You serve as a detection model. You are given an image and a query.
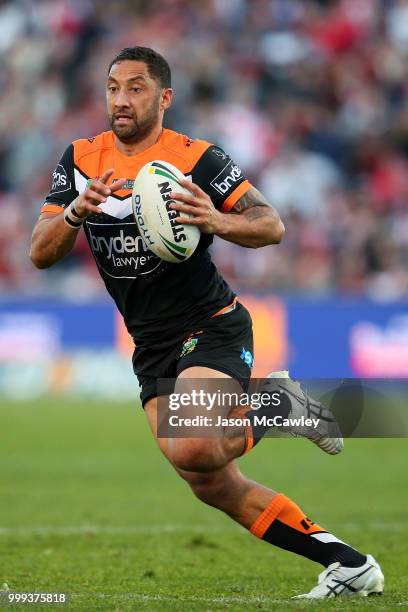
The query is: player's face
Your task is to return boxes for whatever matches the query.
[106,60,172,143]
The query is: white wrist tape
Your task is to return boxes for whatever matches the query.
[63,203,85,229]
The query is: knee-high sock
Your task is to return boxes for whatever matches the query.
[250,494,366,568]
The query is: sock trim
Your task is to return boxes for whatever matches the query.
[250,493,288,539]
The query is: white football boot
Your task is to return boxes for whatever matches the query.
[294,554,384,598]
[264,371,344,455]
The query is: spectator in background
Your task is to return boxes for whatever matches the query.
[1,0,407,300]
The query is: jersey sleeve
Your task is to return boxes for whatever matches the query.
[41,144,78,214]
[190,145,251,212]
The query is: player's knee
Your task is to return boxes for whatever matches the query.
[170,439,225,473]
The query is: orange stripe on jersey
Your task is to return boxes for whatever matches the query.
[71,129,252,214]
[221,180,251,213]
[72,129,212,197]
[211,297,237,317]
[250,494,289,539]
[41,204,63,214]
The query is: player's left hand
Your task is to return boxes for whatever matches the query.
[170,179,223,234]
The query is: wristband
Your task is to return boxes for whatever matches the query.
[63,203,85,229]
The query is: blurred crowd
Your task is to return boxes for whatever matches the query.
[1,0,408,300]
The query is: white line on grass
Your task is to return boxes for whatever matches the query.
[73,593,287,606]
[0,524,241,537]
[128,594,286,605]
[0,521,405,537]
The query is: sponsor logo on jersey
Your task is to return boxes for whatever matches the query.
[85,178,134,191]
[51,163,71,194]
[89,227,152,258]
[87,222,162,279]
[210,161,242,195]
[86,178,134,191]
[240,347,254,368]
[211,147,227,160]
[113,178,134,190]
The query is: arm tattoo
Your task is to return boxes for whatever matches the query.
[244,206,270,221]
[230,187,273,221]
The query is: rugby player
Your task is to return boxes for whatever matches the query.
[30,47,383,598]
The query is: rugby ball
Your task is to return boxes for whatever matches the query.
[132,160,200,263]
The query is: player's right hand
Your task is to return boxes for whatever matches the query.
[73,168,126,217]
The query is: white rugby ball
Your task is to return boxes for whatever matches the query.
[132,160,200,263]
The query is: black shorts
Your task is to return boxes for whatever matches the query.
[133,302,254,407]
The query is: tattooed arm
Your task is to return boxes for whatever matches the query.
[171,181,285,249]
[216,186,285,248]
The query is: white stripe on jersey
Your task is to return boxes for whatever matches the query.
[74,168,133,219]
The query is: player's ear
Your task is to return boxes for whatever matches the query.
[160,88,173,111]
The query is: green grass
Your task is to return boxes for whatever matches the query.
[0,398,407,610]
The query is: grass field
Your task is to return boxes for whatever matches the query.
[1,398,407,611]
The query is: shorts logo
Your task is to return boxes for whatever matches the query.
[180,331,203,357]
[210,161,243,195]
[51,164,71,194]
[180,337,198,357]
[240,347,254,368]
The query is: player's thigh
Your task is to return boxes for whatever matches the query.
[144,385,232,471]
[144,396,170,458]
[170,366,244,468]
[176,365,246,421]
[144,395,213,463]
[144,367,233,433]
[144,396,245,494]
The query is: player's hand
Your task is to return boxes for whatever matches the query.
[170,179,224,234]
[73,169,126,217]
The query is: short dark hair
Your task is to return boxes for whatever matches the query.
[108,46,171,88]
